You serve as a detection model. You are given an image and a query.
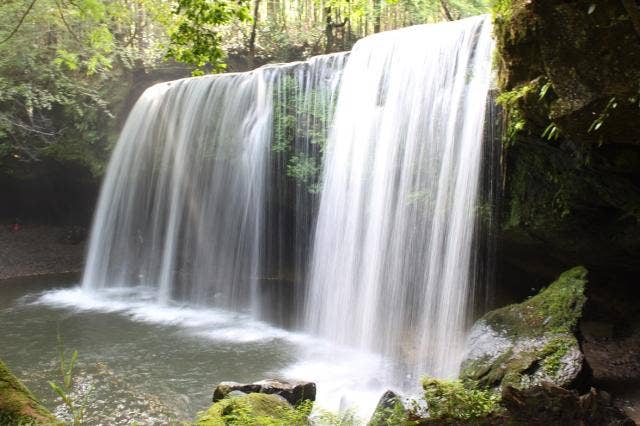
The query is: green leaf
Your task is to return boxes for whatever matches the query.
[539,82,552,101]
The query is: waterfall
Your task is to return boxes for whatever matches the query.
[81,14,494,391]
[304,15,494,379]
[81,54,347,320]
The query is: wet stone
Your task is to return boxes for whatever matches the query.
[212,379,316,406]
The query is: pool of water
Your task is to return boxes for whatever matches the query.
[0,275,403,424]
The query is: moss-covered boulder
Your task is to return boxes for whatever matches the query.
[368,379,504,425]
[195,392,310,425]
[212,379,316,406]
[369,390,414,426]
[0,359,60,425]
[460,267,590,390]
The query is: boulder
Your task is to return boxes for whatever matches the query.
[369,381,501,425]
[501,382,635,425]
[0,359,61,425]
[460,266,590,390]
[212,379,316,406]
[369,390,407,425]
[196,392,308,425]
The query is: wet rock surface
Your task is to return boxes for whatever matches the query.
[501,382,635,425]
[212,379,316,406]
[461,267,590,390]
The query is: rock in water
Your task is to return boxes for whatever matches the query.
[460,266,590,390]
[212,379,316,406]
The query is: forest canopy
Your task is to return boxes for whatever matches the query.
[0,0,490,178]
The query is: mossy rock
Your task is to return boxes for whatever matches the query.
[460,267,590,391]
[493,0,640,145]
[420,379,502,424]
[195,392,310,425]
[494,0,640,271]
[0,359,60,425]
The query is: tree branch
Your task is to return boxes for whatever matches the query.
[0,0,39,45]
[55,0,81,43]
[439,0,454,21]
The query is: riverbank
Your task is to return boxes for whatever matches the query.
[0,223,86,281]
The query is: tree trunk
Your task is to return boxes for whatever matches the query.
[325,6,333,52]
[249,0,261,61]
[373,0,381,33]
[439,0,454,21]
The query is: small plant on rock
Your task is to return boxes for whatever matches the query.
[422,378,500,421]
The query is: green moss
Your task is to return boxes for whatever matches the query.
[492,0,640,143]
[540,336,575,377]
[195,393,311,425]
[0,360,60,425]
[492,0,514,21]
[421,378,501,422]
[484,266,587,339]
[496,83,534,145]
[460,268,588,391]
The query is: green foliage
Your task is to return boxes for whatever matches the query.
[0,0,177,177]
[538,82,552,101]
[314,407,363,425]
[0,0,493,184]
[422,378,500,421]
[540,336,574,376]
[496,83,533,145]
[484,266,587,338]
[588,96,618,138]
[492,0,514,21]
[196,393,312,425]
[166,0,252,75]
[272,74,335,192]
[287,154,320,188]
[369,401,415,425]
[48,331,92,426]
[541,122,560,141]
[219,0,490,62]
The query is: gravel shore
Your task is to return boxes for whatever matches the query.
[0,223,86,280]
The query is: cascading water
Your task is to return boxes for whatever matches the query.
[81,54,347,319]
[77,14,495,416]
[304,15,494,380]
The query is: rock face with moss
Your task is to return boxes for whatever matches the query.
[495,0,640,143]
[196,392,310,425]
[460,267,590,390]
[494,0,640,288]
[212,379,316,406]
[0,359,60,425]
